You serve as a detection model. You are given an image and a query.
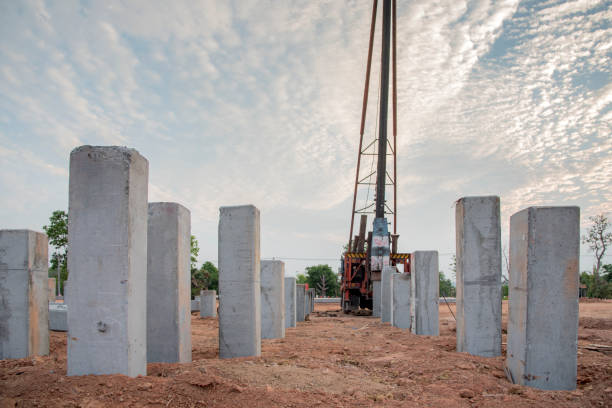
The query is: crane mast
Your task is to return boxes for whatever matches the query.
[341,0,409,314]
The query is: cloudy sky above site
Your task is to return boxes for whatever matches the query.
[1,0,611,279]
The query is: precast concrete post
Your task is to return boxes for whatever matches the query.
[296,284,306,322]
[191,296,200,312]
[308,288,315,314]
[48,278,56,302]
[261,260,285,339]
[410,251,439,336]
[506,206,580,391]
[372,281,381,317]
[284,277,296,328]
[66,146,148,377]
[218,205,261,358]
[455,196,502,357]
[0,230,49,359]
[200,290,217,318]
[147,202,191,364]
[392,273,411,329]
[381,266,394,323]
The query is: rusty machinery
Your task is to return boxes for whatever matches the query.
[340,0,411,313]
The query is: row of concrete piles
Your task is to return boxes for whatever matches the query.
[0,147,580,390]
[0,145,314,374]
[376,196,580,391]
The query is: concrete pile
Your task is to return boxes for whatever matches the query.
[284,277,296,328]
[261,260,285,339]
[455,196,502,357]
[147,202,191,364]
[218,205,261,358]
[0,230,49,359]
[200,290,216,318]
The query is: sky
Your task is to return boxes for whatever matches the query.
[1,0,611,280]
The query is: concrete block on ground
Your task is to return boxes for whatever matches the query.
[0,230,49,359]
[49,303,68,332]
[48,278,56,302]
[455,196,502,357]
[381,266,394,323]
[506,206,580,390]
[372,280,381,317]
[410,251,439,336]
[284,277,296,328]
[296,284,306,322]
[191,297,200,312]
[200,290,216,318]
[218,205,261,358]
[261,260,285,339]
[392,273,411,329]
[66,146,148,377]
[147,202,191,364]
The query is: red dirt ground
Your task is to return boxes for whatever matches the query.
[1,300,611,407]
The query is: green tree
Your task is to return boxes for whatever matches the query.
[296,273,308,284]
[43,210,68,295]
[439,271,455,297]
[190,235,202,297]
[582,214,612,297]
[305,264,339,297]
[200,261,218,292]
[602,264,612,283]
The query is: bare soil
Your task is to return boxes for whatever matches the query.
[1,300,611,407]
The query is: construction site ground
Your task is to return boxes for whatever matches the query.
[1,299,611,407]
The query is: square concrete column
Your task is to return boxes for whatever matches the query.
[372,280,381,317]
[66,146,148,377]
[218,205,261,358]
[284,277,296,328]
[296,284,306,322]
[49,303,68,332]
[48,278,56,302]
[0,230,49,359]
[392,273,411,329]
[455,196,502,357]
[410,251,439,336]
[191,296,200,312]
[261,260,285,339]
[308,288,315,314]
[200,290,217,318]
[381,266,394,323]
[147,202,191,364]
[506,206,580,390]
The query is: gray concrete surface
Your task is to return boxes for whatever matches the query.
[506,206,580,391]
[66,146,148,377]
[200,290,216,318]
[381,266,394,323]
[372,280,381,317]
[314,298,340,303]
[296,284,306,322]
[410,251,439,336]
[260,260,285,339]
[218,205,261,358]
[0,230,49,359]
[455,196,502,357]
[48,278,56,303]
[284,277,296,328]
[49,303,68,332]
[147,202,191,364]
[191,297,200,312]
[308,288,315,314]
[392,273,411,330]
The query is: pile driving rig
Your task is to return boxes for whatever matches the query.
[340,0,411,313]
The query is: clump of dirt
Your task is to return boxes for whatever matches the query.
[1,301,611,407]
